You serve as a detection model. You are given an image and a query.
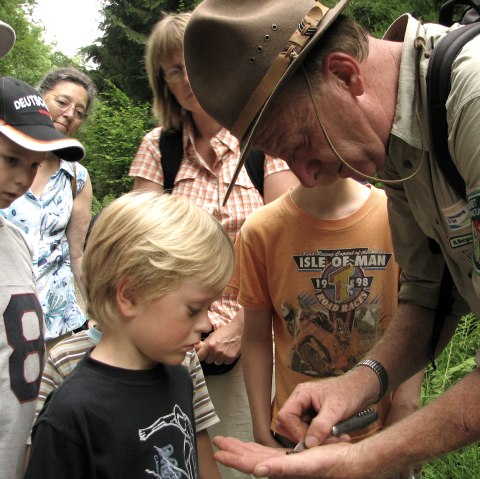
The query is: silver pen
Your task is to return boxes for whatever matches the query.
[290,408,378,453]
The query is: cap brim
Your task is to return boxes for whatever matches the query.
[0,20,15,58]
[0,123,85,161]
[223,0,349,205]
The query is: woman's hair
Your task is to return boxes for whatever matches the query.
[83,191,234,327]
[37,67,97,113]
[145,12,191,130]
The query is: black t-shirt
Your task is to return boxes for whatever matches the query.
[25,353,197,479]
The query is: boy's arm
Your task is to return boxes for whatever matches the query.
[27,350,65,442]
[242,307,278,447]
[384,370,424,428]
[24,350,66,466]
[384,369,425,478]
[197,429,222,479]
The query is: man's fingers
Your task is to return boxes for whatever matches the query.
[213,436,285,474]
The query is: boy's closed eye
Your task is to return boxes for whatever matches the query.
[188,306,201,316]
[188,302,214,317]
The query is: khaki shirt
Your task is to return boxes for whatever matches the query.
[381,15,480,361]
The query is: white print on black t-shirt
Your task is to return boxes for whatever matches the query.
[139,404,196,479]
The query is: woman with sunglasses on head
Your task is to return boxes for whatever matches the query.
[129,12,297,479]
[1,67,95,349]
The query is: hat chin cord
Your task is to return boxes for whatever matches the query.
[301,65,425,185]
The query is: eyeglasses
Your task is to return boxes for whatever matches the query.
[162,64,187,83]
[50,95,88,121]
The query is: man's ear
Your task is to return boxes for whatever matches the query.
[323,52,364,96]
[116,278,137,318]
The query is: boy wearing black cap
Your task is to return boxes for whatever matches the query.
[0,53,85,479]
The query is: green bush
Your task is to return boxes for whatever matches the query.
[76,81,155,205]
[421,313,480,477]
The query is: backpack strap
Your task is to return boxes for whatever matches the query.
[426,22,480,367]
[159,127,265,196]
[439,0,480,26]
[426,22,480,199]
[160,128,183,193]
[70,162,77,200]
[244,149,265,197]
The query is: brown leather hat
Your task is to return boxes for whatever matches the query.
[185,0,350,203]
[0,20,15,59]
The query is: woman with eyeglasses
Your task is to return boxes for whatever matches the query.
[129,13,297,479]
[1,67,95,348]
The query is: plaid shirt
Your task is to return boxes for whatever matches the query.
[129,122,290,327]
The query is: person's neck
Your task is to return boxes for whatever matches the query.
[191,109,222,140]
[359,37,403,146]
[190,110,223,167]
[29,154,61,196]
[91,331,156,370]
[290,179,371,220]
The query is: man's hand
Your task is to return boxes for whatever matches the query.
[276,369,378,448]
[213,435,366,479]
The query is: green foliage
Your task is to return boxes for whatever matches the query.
[421,313,480,477]
[0,0,53,84]
[75,81,155,204]
[347,0,439,38]
[85,0,197,103]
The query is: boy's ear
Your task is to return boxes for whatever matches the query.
[323,52,364,96]
[116,278,137,317]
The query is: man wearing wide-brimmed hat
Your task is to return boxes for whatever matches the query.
[184,0,480,477]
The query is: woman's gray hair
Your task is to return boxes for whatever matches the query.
[37,67,97,113]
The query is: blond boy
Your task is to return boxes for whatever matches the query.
[25,191,234,479]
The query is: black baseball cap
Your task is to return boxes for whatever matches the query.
[0,77,85,161]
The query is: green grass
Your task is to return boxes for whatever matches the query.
[421,313,480,478]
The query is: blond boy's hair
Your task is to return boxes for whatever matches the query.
[82,191,234,327]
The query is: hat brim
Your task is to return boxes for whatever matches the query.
[0,20,15,59]
[223,0,350,205]
[0,123,85,161]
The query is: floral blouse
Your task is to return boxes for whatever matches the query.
[1,160,88,340]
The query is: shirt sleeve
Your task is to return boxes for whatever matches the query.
[27,352,66,445]
[383,179,445,310]
[235,226,273,311]
[208,291,240,329]
[129,128,164,185]
[264,155,290,176]
[26,421,86,479]
[185,351,220,432]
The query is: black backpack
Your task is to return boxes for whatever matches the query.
[159,128,264,375]
[159,128,265,196]
[427,3,480,198]
[426,1,480,365]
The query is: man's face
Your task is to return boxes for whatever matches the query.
[255,76,387,186]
